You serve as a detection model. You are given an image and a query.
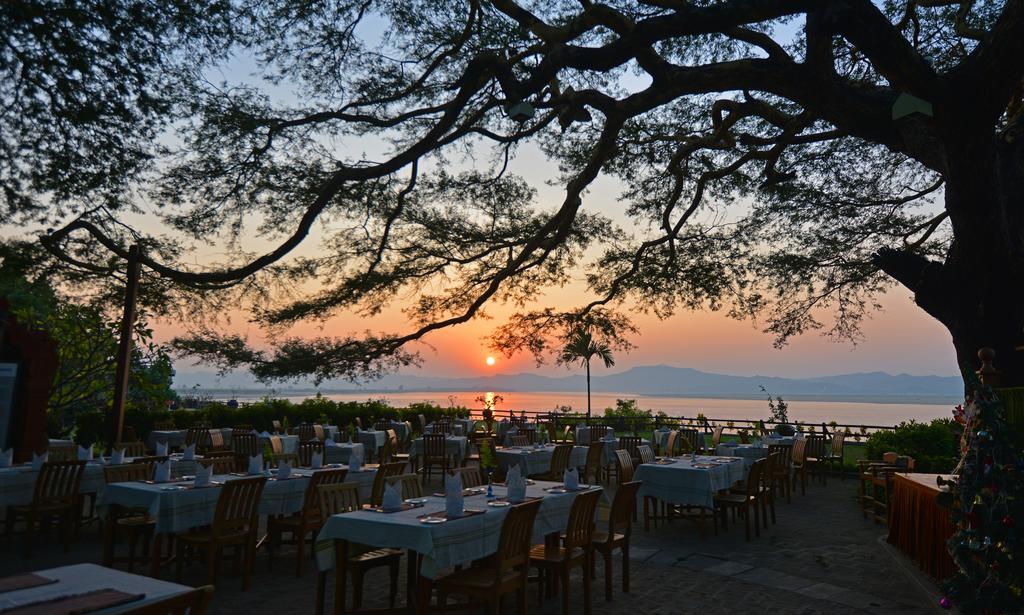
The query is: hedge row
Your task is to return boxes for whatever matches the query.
[863,418,960,473]
[68,396,471,444]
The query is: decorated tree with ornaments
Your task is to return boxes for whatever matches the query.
[939,371,1023,613]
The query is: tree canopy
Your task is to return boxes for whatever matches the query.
[5,0,1024,382]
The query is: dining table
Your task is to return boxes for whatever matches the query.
[314,479,603,615]
[494,444,588,477]
[0,461,106,507]
[0,563,197,613]
[409,435,468,466]
[634,454,746,530]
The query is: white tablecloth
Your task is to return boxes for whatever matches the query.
[0,564,192,613]
[145,428,233,450]
[409,436,467,465]
[635,455,746,508]
[494,445,588,477]
[357,430,388,452]
[315,480,602,578]
[324,443,365,465]
[497,421,537,441]
[716,443,768,470]
[97,467,376,534]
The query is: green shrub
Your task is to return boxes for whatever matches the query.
[603,399,653,433]
[863,418,960,473]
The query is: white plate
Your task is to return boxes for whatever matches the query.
[547,488,567,494]
[405,498,427,505]
[487,501,511,507]
[419,517,446,524]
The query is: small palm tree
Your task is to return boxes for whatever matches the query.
[560,329,615,421]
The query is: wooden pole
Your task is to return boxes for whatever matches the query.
[109,244,141,445]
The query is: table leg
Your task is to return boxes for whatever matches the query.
[315,571,326,615]
[406,550,418,608]
[414,571,432,615]
[333,539,348,615]
[149,533,163,578]
[102,505,117,567]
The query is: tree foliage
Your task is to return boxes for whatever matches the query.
[4,0,1023,382]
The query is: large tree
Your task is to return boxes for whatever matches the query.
[6,0,1024,384]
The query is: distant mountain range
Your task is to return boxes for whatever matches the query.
[174,364,963,404]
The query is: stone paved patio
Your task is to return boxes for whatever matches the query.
[1,475,945,614]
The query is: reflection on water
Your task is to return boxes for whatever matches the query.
[213,389,954,427]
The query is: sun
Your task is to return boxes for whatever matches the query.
[485,356,496,366]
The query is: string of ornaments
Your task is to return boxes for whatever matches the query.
[938,372,1022,613]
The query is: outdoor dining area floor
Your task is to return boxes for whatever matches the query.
[0,477,940,615]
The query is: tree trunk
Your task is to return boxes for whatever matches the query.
[878,129,1024,387]
[586,360,592,422]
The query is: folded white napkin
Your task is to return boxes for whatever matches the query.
[348,447,363,471]
[193,463,213,487]
[110,448,126,465]
[154,460,172,483]
[182,444,196,460]
[248,454,263,475]
[325,438,338,447]
[156,442,168,456]
[77,445,93,461]
[564,467,579,490]
[277,460,292,479]
[445,472,464,517]
[382,482,403,511]
[506,464,526,503]
[310,450,323,470]
[0,448,12,468]
[31,452,48,471]
[260,431,271,438]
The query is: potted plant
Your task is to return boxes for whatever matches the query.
[761,386,795,436]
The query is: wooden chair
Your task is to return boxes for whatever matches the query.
[636,444,655,465]
[678,428,701,453]
[233,424,254,433]
[583,442,604,485]
[385,473,424,499]
[459,466,484,488]
[184,427,210,451]
[418,414,428,436]
[607,438,639,483]
[420,434,450,483]
[200,456,236,475]
[175,476,267,589]
[271,453,300,469]
[591,481,641,601]
[317,482,402,611]
[47,444,76,461]
[766,444,792,504]
[272,420,282,433]
[374,419,391,432]
[114,441,146,458]
[5,460,86,557]
[298,441,323,467]
[661,430,678,457]
[589,425,610,441]
[192,421,213,428]
[102,463,155,572]
[297,424,316,443]
[613,449,634,485]
[153,420,176,430]
[791,437,809,495]
[509,435,530,447]
[546,444,574,480]
[232,432,261,461]
[132,585,214,615]
[377,437,395,465]
[804,434,829,485]
[530,489,601,615]
[387,429,411,467]
[370,462,408,507]
[761,452,781,525]
[826,431,846,478]
[714,458,764,541]
[314,424,327,442]
[437,499,543,614]
[739,430,751,444]
[205,430,227,453]
[553,424,574,445]
[710,425,724,449]
[267,468,348,576]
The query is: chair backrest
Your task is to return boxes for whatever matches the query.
[34,460,87,503]
[584,442,604,474]
[132,585,214,615]
[618,436,641,459]
[378,438,395,465]
[739,430,751,444]
[371,462,408,506]
[590,425,610,440]
[510,416,527,427]
[153,420,176,430]
[201,456,236,475]
[418,414,427,434]
[114,441,146,458]
[679,428,701,453]
[806,434,828,458]
[47,444,76,462]
[562,425,573,441]
[831,431,846,456]
[509,435,529,447]
[435,419,452,435]
[637,444,655,465]
[493,499,543,580]
[297,424,316,442]
[185,427,210,448]
[767,444,792,473]
[192,421,212,428]
[459,466,484,488]
[298,442,323,467]
[549,444,574,477]
[746,459,766,497]
[608,481,641,536]
[233,432,261,459]
[211,476,267,537]
[206,430,226,451]
[614,449,634,484]
[791,437,807,463]
[300,468,348,521]
[272,420,282,432]
[386,473,423,499]
[422,433,447,458]
[124,426,138,443]
[318,482,362,518]
[374,419,391,432]
[711,425,724,449]
[563,489,602,550]
[271,453,300,469]
[524,428,537,444]
[544,422,557,443]
[233,424,254,433]
[314,424,326,442]
[663,431,678,457]
[269,435,284,456]
[103,463,152,484]
[765,451,786,487]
